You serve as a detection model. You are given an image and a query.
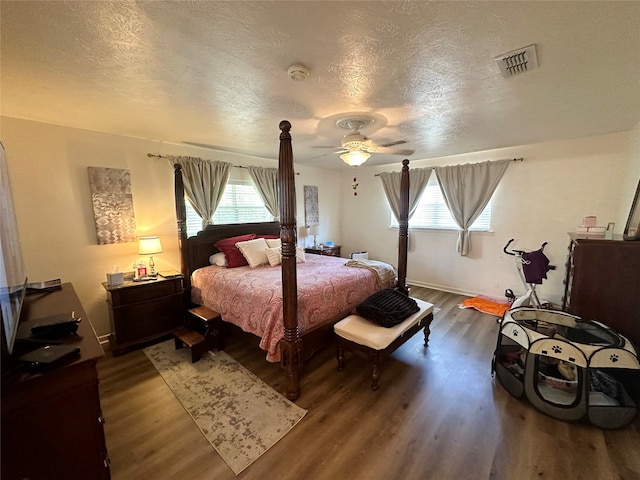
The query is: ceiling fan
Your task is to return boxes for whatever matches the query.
[316,117,413,166]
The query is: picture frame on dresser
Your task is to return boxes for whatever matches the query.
[623,179,640,240]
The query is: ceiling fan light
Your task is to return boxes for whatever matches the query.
[340,150,370,166]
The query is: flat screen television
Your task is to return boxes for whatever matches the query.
[0,142,27,358]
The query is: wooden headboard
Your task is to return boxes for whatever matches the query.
[180,221,280,289]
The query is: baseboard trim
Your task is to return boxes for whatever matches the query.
[407,279,476,298]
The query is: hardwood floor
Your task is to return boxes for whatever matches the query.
[97,287,640,480]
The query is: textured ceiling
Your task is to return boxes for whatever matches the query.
[2,1,639,168]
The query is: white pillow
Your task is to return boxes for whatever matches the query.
[265,246,306,266]
[266,238,281,248]
[209,252,227,267]
[265,247,282,266]
[236,237,270,268]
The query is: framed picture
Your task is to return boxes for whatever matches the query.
[304,185,319,226]
[623,179,640,240]
[88,167,138,245]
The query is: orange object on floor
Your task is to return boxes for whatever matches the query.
[460,296,511,317]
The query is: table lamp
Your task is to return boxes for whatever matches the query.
[307,225,319,248]
[138,236,163,277]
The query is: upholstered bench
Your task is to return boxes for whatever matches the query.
[335,298,434,390]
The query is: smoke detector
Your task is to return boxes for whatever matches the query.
[495,44,538,78]
[287,64,310,81]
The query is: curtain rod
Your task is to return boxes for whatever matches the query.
[147,153,299,174]
[373,157,524,176]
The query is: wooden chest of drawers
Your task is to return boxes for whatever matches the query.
[562,234,640,347]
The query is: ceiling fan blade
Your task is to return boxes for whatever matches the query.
[373,146,414,155]
[392,149,415,156]
[309,148,347,160]
[182,141,227,150]
[380,139,408,147]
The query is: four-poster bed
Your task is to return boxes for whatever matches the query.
[173,120,413,400]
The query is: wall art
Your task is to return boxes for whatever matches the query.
[88,167,137,245]
[304,185,319,226]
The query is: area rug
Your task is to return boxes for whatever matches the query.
[143,340,307,475]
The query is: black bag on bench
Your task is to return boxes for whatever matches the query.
[356,289,420,328]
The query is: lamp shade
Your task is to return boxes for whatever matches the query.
[340,149,370,167]
[307,225,319,235]
[138,236,163,255]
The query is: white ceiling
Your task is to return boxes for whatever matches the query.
[2,1,639,169]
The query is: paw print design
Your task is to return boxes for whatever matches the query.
[552,345,562,354]
[511,329,519,337]
[610,354,619,363]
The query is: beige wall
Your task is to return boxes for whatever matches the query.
[339,125,639,305]
[0,116,342,339]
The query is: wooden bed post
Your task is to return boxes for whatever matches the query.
[174,164,191,293]
[396,159,410,295]
[278,120,303,401]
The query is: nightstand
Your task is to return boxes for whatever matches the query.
[102,275,184,355]
[305,245,341,257]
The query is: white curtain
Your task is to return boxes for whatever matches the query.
[169,156,232,229]
[379,167,431,222]
[434,159,510,256]
[247,166,279,220]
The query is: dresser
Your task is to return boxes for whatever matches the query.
[305,245,341,257]
[562,234,640,347]
[1,283,110,479]
[103,275,184,355]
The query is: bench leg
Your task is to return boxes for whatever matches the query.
[370,351,383,391]
[423,314,434,346]
[174,337,184,350]
[423,324,430,347]
[337,342,345,371]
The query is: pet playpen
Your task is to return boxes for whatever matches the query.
[493,307,640,429]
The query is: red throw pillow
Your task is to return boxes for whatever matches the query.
[214,234,256,268]
[255,234,280,240]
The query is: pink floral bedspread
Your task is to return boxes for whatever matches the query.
[191,254,395,362]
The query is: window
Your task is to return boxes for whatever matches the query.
[391,172,492,231]
[185,180,273,237]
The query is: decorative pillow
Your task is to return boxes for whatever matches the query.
[236,237,270,268]
[264,246,306,266]
[214,234,256,268]
[266,238,281,248]
[265,247,282,266]
[355,288,420,328]
[209,252,227,267]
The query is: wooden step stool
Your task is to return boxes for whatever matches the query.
[334,298,434,390]
[173,306,221,362]
[173,327,207,363]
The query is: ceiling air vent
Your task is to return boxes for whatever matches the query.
[495,44,538,78]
